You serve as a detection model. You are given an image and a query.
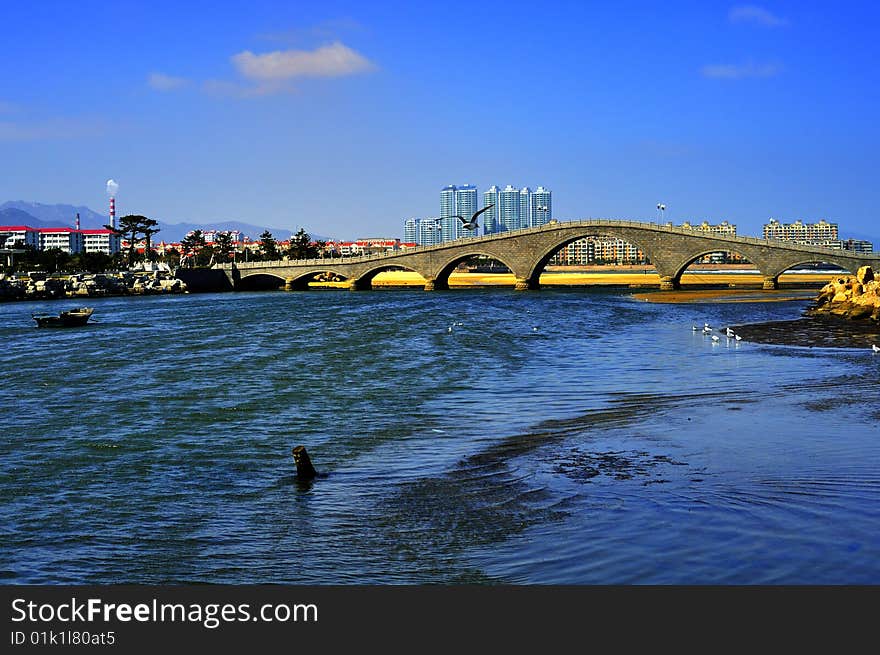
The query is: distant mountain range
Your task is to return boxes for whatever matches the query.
[0,201,323,243]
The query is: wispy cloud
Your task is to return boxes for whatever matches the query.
[150,41,375,99]
[148,72,189,91]
[232,42,376,82]
[0,117,109,142]
[729,5,788,27]
[700,61,783,79]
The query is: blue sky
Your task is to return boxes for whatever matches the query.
[1,0,877,241]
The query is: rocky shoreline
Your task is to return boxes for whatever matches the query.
[0,271,187,301]
[731,266,880,349]
[805,266,880,322]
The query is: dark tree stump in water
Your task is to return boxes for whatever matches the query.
[292,446,318,480]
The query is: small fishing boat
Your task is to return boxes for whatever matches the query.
[32,307,94,327]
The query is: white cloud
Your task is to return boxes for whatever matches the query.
[729,5,788,27]
[148,72,189,91]
[231,42,376,81]
[700,61,783,79]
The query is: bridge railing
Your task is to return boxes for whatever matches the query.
[216,219,876,270]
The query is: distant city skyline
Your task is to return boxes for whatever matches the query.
[1,2,878,242]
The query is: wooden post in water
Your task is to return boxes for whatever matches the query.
[292,445,318,480]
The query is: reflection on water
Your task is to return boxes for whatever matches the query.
[1,288,878,584]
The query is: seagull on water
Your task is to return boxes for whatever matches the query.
[453,204,494,232]
[735,334,743,341]
[873,344,880,353]
[703,325,712,334]
[711,335,720,343]
[692,325,699,331]
[726,327,736,337]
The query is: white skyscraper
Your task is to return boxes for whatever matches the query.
[440,184,460,242]
[417,218,442,246]
[519,187,531,230]
[531,186,552,226]
[483,186,500,235]
[456,184,479,238]
[499,185,521,232]
[404,218,417,243]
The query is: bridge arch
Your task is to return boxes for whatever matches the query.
[528,229,660,285]
[236,271,288,290]
[432,251,519,290]
[349,264,424,290]
[768,255,858,277]
[668,248,759,288]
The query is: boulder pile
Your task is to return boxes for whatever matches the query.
[0,272,188,301]
[807,266,880,321]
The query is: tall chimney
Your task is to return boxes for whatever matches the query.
[109,197,116,229]
[75,212,81,231]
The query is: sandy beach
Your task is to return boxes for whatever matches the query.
[309,268,836,301]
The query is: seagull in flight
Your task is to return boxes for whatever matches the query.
[454,205,494,232]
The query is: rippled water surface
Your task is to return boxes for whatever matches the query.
[1,288,878,584]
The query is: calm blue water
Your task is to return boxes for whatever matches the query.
[1,288,878,584]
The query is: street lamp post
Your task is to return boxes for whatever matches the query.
[656,203,667,223]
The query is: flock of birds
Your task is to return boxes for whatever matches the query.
[695,322,880,353]
[693,322,742,345]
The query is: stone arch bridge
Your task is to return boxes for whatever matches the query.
[215,219,878,291]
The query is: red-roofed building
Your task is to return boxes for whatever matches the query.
[79,229,121,254]
[0,225,120,254]
[0,226,40,249]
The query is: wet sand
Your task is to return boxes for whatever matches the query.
[730,315,880,350]
[311,270,836,290]
[631,289,821,304]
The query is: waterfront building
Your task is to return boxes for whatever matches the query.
[552,238,595,265]
[0,224,120,255]
[203,229,242,244]
[531,186,552,227]
[482,185,552,233]
[843,238,874,254]
[437,183,481,242]
[0,226,40,249]
[439,185,459,243]
[456,184,479,239]
[404,218,417,244]
[674,220,741,263]
[80,229,121,254]
[36,227,83,253]
[678,220,737,237]
[482,186,500,235]
[355,238,401,255]
[763,218,838,242]
[550,236,646,265]
[417,217,442,246]
[498,185,521,233]
[519,187,531,231]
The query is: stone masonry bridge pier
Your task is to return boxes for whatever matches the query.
[215,220,880,292]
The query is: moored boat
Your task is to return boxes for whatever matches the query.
[32,307,94,327]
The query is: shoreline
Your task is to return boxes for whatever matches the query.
[1,269,836,303]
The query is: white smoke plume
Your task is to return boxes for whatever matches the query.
[106,179,119,197]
